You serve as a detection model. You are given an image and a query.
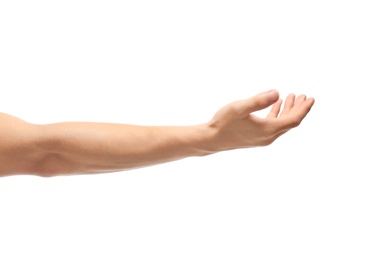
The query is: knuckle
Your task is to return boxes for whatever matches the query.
[228,101,246,116]
[229,101,241,114]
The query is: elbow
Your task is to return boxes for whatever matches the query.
[32,152,86,177]
[0,152,63,178]
[32,125,86,177]
[32,153,65,177]
[0,115,82,178]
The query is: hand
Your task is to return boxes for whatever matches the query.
[206,89,315,151]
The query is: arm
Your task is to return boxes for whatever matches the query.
[0,90,314,177]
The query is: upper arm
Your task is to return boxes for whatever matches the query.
[0,112,46,177]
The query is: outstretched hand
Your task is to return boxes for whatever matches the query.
[206,89,315,151]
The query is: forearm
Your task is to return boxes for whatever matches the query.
[35,122,215,176]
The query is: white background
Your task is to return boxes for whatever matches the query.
[1,1,389,259]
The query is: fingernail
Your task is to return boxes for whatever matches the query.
[267,90,279,102]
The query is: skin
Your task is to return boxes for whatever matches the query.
[0,89,314,177]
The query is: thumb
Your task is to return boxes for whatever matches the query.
[238,89,280,115]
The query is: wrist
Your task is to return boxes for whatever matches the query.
[187,123,218,156]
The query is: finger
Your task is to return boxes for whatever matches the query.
[267,98,283,118]
[300,97,315,114]
[294,94,307,107]
[280,94,295,116]
[301,97,315,114]
[276,97,315,131]
[236,89,280,116]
